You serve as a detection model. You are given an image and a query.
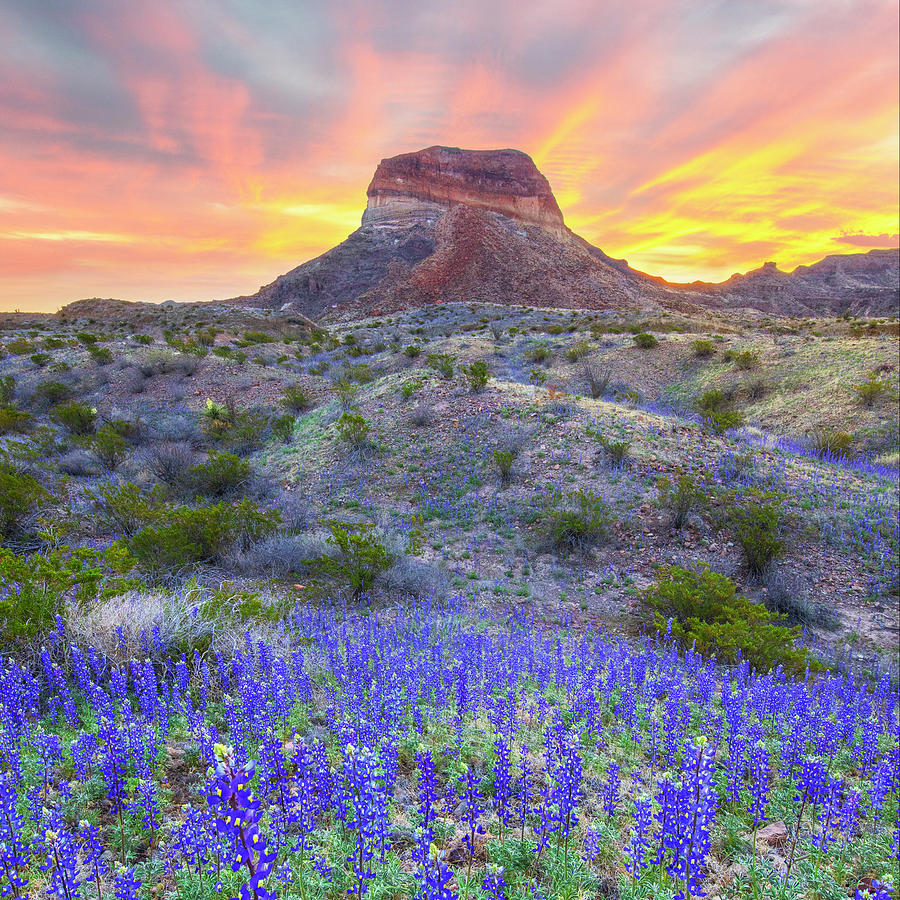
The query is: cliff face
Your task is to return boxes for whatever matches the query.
[230,146,899,320]
[362,146,566,233]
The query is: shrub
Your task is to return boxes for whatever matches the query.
[334,379,358,408]
[582,363,611,399]
[33,380,72,406]
[336,411,371,448]
[427,353,455,379]
[404,344,421,358]
[730,496,784,578]
[733,350,759,371]
[30,352,51,367]
[641,565,810,674]
[126,500,280,571]
[190,451,251,498]
[146,441,195,493]
[0,376,14,404]
[656,474,702,530]
[633,332,658,349]
[88,482,166,537]
[89,345,113,364]
[399,379,422,401]
[565,339,592,362]
[851,373,889,408]
[526,342,552,364]
[51,401,96,435]
[271,414,294,443]
[91,424,127,470]
[58,449,101,477]
[0,464,49,538]
[200,397,233,435]
[280,384,315,413]
[744,377,770,401]
[307,522,395,599]
[692,339,716,358]
[695,389,743,434]
[593,432,629,466]
[0,405,31,435]
[543,489,611,555]
[530,367,547,386]
[465,360,490,392]
[493,449,515,486]
[409,404,432,427]
[762,567,839,630]
[811,426,853,457]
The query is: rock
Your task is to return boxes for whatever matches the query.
[756,820,789,846]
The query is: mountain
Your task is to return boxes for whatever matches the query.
[229,146,899,319]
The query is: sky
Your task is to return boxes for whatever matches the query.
[1,0,898,312]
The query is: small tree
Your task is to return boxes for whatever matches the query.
[336,411,370,449]
[311,522,395,599]
[851,373,888,408]
[493,450,514,486]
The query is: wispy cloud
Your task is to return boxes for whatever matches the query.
[0,0,897,309]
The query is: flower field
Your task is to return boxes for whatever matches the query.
[1,598,896,900]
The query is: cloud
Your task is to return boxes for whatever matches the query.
[833,232,899,248]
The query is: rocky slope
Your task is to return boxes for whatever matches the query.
[230,146,899,320]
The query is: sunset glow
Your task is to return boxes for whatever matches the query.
[1,0,897,311]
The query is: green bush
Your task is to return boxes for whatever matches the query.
[465,360,490,392]
[641,564,810,674]
[280,384,315,413]
[592,431,629,465]
[0,405,31,435]
[271,414,294,442]
[30,352,51,367]
[0,376,14,404]
[34,381,72,406]
[0,464,50,538]
[851,373,888,408]
[308,522,395,599]
[126,500,280,571]
[691,339,716,358]
[427,353,456,379]
[730,494,784,578]
[336,411,371,449]
[91,424,127,470]
[632,332,658,349]
[88,482,165,537]
[334,379,358,408]
[732,350,759,371]
[526,343,552,364]
[530,367,547,386]
[657,474,702,530]
[190,451,251,498]
[399,379,422,402]
[543,489,611,555]
[404,344,421,358]
[565,339,593,362]
[695,389,744,434]
[89,345,114,364]
[811,426,853,457]
[51,401,96,435]
[493,450,515,486]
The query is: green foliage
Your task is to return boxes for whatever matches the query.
[641,564,811,674]
[493,449,515,486]
[812,426,853,457]
[0,405,31,435]
[34,380,72,406]
[343,363,375,384]
[126,500,280,571]
[632,332,658,349]
[404,344,421,358]
[529,367,547,386]
[0,464,50,538]
[271,414,295,442]
[75,331,99,345]
[399,379,422,401]
[696,388,744,434]
[280,384,315,413]
[732,350,759,370]
[591,430,629,465]
[87,482,166,537]
[851,373,889,408]
[543,489,611,555]
[91,424,127,470]
[200,397,233,435]
[657,474,702,529]
[241,330,276,344]
[30,352,51,367]
[309,522,395,599]
[526,342,552,364]
[565,339,592,362]
[189,451,251,498]
[464,359,490,392]
[729,494,784,578]
[88,345,114,364]
[5,338,35,355]
[0,376,14,404]
[427,353,456,379]
[336,411,371,449]
[0,544,137,646]
[51,401,96,435]
[691,339,716,358]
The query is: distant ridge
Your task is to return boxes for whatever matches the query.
[223,145,900,320]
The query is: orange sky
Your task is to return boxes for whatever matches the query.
[1,0,898,311]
